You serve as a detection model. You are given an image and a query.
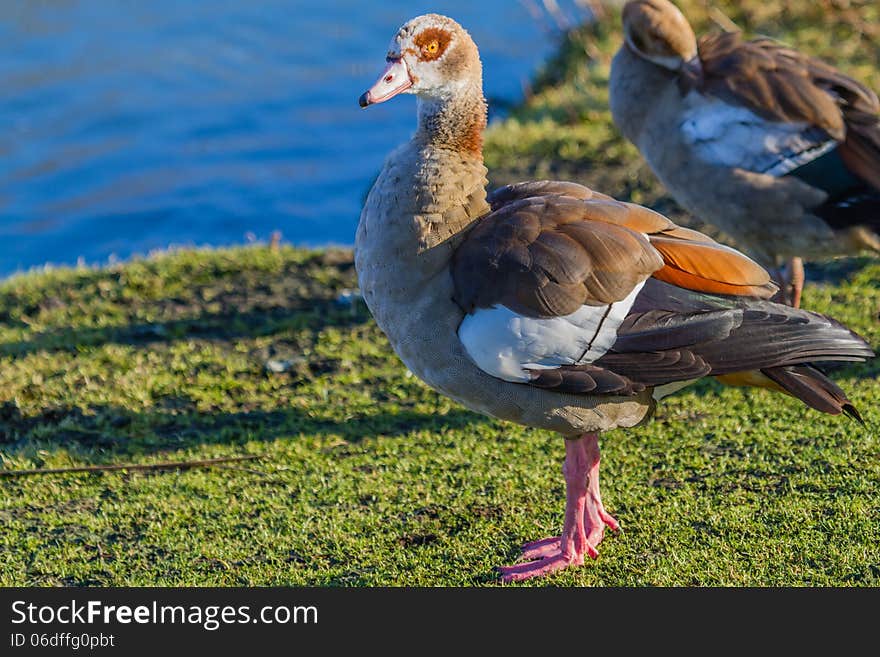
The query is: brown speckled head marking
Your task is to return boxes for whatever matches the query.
[413,27,452,62]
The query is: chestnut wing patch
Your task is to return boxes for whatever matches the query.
[648,235,777,298]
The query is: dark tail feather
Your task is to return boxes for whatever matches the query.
[762,365,864,424]
[813,189,880,239]
[791,140,880,244]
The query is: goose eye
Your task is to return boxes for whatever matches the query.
[424,40,439,55]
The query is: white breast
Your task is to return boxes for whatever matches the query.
[457,280,646,383]
[679,94,836,177]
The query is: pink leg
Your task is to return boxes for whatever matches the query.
[498,433,619,583]
[772,257,804,308]
[788,257,804,309]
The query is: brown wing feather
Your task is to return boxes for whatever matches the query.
[453,190,665,318]
[454,184,873,411]
[526,364,644,395]
[573,199,673,234]
[695,31,880,189]
[454,181,780,318]
[696,33,852,138]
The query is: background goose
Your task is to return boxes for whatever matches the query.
[356,13,873,582]
[609,0,880,308]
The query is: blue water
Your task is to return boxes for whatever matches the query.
[0,0,565,277]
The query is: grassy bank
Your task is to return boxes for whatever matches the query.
[1,245,878,586]
[2,1,880,585]
[484,0,880,233]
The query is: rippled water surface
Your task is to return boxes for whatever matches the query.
[0,0,558,276]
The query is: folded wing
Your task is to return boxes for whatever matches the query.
[452,181,873,414]
[689,31,880,197]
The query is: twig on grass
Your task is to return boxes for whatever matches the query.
[0,455,261,478]
[213,464,284,482]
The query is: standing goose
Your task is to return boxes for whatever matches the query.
[356,13,873,582]
[609,0,880,308]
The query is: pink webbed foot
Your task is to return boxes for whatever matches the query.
[499,433,619,583]
[517,504,619,562]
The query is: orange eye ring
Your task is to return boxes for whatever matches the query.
[425,40,439,55]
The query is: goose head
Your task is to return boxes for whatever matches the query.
[359,14,482,108]
[622,0,698,72]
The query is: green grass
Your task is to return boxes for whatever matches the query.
[2,1,880,585]
[1,246,878,586]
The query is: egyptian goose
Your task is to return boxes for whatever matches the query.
[609,0,880,308]
[356,13,873,582]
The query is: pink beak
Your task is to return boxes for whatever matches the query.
[359,58,412,107]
